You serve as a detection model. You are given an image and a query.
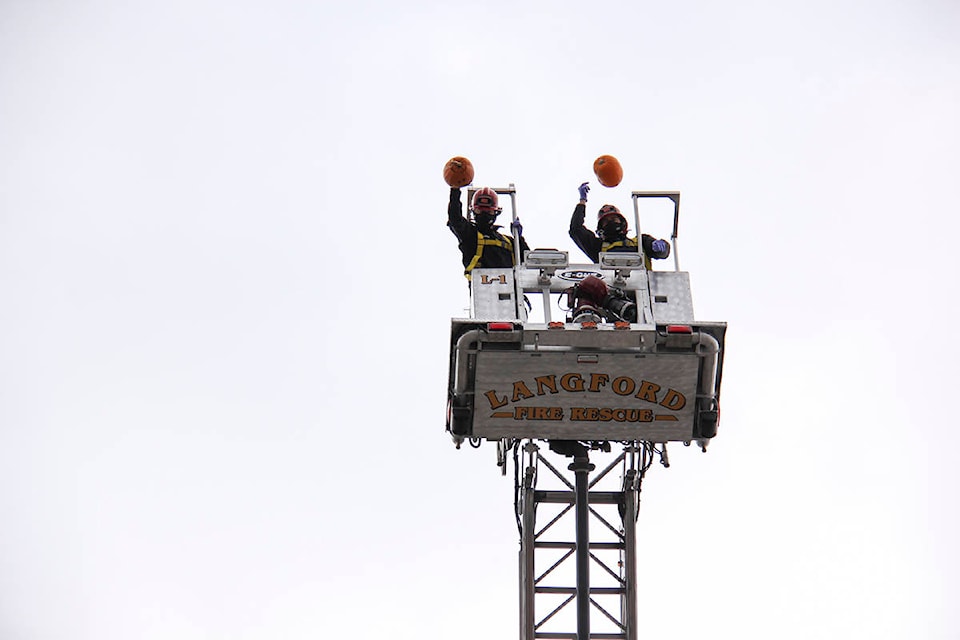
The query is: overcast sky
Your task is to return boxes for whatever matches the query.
[2,1,959,638]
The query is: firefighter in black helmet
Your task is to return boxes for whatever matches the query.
[568,182,670,269]
[448,186,529,281]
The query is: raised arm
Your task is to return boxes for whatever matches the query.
[568,183,601,262]
[447,187,470,240]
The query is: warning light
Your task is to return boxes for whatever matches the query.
[666,325,692,334]
[487,322,515,332]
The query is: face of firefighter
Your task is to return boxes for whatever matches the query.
[598,215,627,241]
[474,210,498,231]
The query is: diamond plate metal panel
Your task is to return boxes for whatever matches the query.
[470,268,518,320]
[649,271,695,324]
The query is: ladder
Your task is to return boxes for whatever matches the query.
[517,441,665,640]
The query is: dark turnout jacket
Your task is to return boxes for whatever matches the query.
[447,187,529,280]
[568,203,670,268]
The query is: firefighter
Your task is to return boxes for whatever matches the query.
[448,186,529,281]
[568,182,670,269]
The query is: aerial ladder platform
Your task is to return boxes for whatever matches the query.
[445,185,727,640]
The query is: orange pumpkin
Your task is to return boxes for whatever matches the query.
[443,156,475,187]
[593,155,623,187]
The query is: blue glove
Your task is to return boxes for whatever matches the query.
[511,218,523,236]
[651,239,668,255]
[578,182,590,201]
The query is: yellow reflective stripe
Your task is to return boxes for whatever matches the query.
[601,237,638,252]
[480,235,513,250]
[464,240,484,277]
[464,232,514,278]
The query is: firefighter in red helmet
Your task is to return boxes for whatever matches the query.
[448,185,529,281]
[568,182,670,269]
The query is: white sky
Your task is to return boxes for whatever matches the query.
[1,1,958,638]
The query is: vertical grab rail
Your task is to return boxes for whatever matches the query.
[632,191,681,272]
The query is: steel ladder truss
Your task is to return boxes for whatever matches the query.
[517,441,659,640]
